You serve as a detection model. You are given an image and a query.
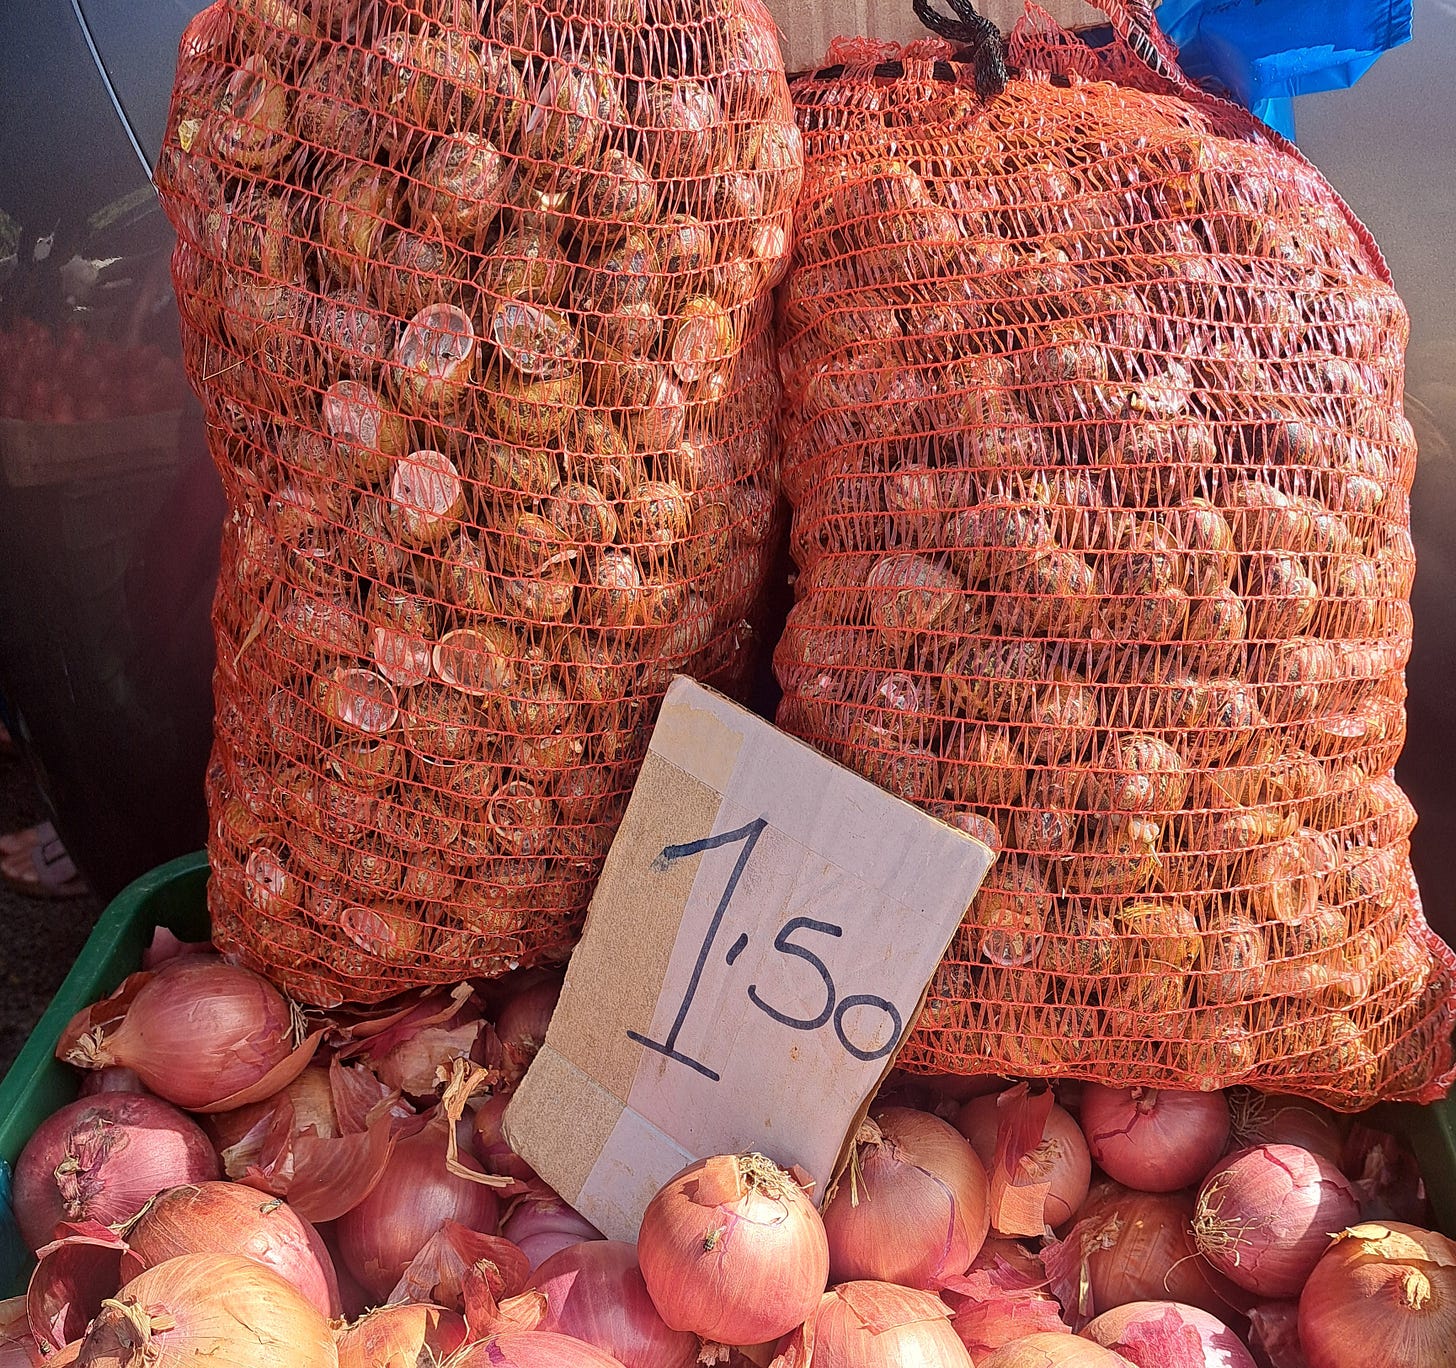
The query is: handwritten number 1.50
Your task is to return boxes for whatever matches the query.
[628,819,902,1079]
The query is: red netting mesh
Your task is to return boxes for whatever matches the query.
[155,0,800,1006]
[773,4,1456,1108]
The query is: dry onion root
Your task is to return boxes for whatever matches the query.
[155,0,801,1004]
[772,10,1448,1104]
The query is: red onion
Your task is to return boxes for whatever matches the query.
[821,1107,988,1288]
[26,1225,127,1354]
[474,1093,539,1182]
[62,956,316,1112]
[1194,1146,1361,1298]
[334,1107,500,1301]
[448,1329,625,1368]
[496,978,561,1088]
[781,1282,971,1368]
[78,1068,146,1097]
[1227,1094,1345,1168]
[0,1296,42,1367]
[208,1057,401,1222]
[121,1183,340,1317]
[1043,1186,1243,1326]
[975,1331,1136,1366]
[335,1304,468,1368]
[1298,1221,1456,1368]
[1081,1301,1256,1368]
[1080,1088,1231,1194]
[12,1094,219,1251]
[637,1153,828,1348]
[74,1253,335,1367]
[957,1086,1092,1234]
[1246,1302,1307,1368]
[528,1240,696,1368]
[503,1187,604,1270]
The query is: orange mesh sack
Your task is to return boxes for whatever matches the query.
[773,2,1456,1108]
[154,0,800,1005]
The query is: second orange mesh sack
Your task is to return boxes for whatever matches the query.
[155,0,801,1005]
[773,2,1456,1107]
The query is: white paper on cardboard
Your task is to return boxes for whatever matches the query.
[503,677,996,1242]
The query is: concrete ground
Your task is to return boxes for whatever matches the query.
[0,746,102,1077]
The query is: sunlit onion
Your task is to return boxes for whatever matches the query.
[122,1183,339,1317]
[975,1331,1136,1366]
[637,1153,828,1348]
[1079,1087,1230,1194]
[74,1253,334,1368]
[784,1282,971,1368]
[1299,1222,1456,1368]
[821,1107,988,1288]
[1194,1146,1360,1298]
[334,1304,467,1368]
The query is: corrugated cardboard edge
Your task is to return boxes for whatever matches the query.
[766,0,1110,72]
[504,678,997,1231]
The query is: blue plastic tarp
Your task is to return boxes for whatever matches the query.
[1156,0,1414,137]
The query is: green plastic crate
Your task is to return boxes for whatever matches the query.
[1,850,1453,1300]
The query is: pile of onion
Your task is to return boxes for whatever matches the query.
[1078,1087,1230,1194]
[1298,1221,1456,1368]
[637,1152,828,1348]
[12,1094,218,1250]
[820,1107,989,1288]
[1194,1145,1361,1298]
[62,956,315,1113]
[74,1253,335,1368]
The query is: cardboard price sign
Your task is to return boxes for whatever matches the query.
[504,678,996,1241]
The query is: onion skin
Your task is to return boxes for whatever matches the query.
[528,1240,696,1368]
[1081,1301,1257,1368]
[74,1253,335,1368]
[13,1095,219,1252]
[1194,1146,1361,1299]
[334,1111,500,1302]
[976,1330,1136,1366]
[821,1107,989,1289]
[122,1183,340,1318]
[449,1329,626,1368]
[1298,1221,1456,1368]
[27,1226,128,1355]
[638,1153,828,1347]
[1079,1088,1231,1194]
[957,1088,1092,1232]
[334,1304,466,1368]
[1227,1094,1346,1168]
[64,956,309,1112]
